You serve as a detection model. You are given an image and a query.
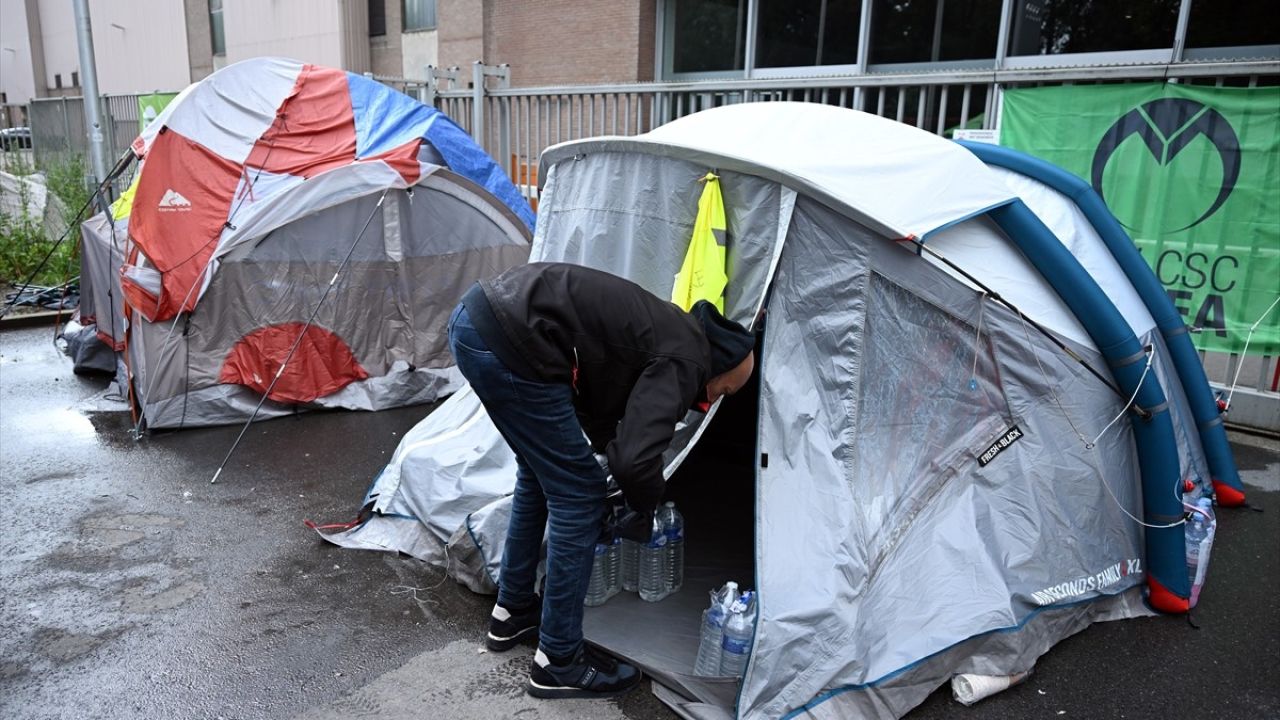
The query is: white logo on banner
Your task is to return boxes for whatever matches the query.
[159,189,192,211]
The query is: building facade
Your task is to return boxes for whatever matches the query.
[0,0,441,125]
[3,1,1274,126]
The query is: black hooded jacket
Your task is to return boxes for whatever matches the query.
[462,263,713,514]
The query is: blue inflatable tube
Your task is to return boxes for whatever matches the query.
[978,200,1190,610]
[958,141,1244,509]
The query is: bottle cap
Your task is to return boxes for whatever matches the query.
[664,501,675,507]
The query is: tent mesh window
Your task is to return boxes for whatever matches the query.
[853,274,1010,564]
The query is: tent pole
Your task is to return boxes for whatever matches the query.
[210,190,389,484]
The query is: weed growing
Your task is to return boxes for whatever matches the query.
[0,154,84,287]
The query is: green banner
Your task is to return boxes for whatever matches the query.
[137,93,178,133]
[1002,83,1280,355]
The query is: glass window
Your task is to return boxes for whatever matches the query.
[756,0,861,68]
[369,0,386,37]
[1186,0,1278,49]
[671,0,748,73]
[1007,0,1179,56]
[404,0,436,32]
[869,0,1001,65]
[210,0,225,56]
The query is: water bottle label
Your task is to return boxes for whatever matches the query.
[665,528,683,541]
[723,636,751,654]
[648,535,667,549]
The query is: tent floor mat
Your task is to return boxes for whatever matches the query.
[583,523,752,712]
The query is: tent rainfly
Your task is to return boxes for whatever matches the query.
[65,57,533,429]
[317,102,1244,719]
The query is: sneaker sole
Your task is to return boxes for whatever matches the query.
[525,675,642,700]
[485,624,538,652]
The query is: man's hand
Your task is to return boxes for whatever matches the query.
[613,507,653,543]
[602,490,653,543]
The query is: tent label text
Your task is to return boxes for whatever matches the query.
[1030,559,1143,606]
[978,425,1023,467]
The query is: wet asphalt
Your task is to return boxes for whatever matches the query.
[1,323,1277,720]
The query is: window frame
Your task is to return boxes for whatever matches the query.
[658,0,1275,81]
[369,0,387,37]
[403,0,437,33]
[210,0,226,57]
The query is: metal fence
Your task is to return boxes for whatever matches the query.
[428,59,1279,205]
[27,93,145,189]
[17,62,1280,415]
[425,59,1279,411]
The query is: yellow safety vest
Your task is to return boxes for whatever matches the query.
[672,172,727,312]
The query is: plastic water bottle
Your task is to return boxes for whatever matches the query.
[658,501,685,594]
[605,536,621,600]
[621,538,639,592]
[584,542,611,607]
[720,591,755,678]
[1185,497,1215,606]
[693,581,739,676]
[638,513,669,602]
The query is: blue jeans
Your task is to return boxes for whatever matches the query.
[447,303,607,658]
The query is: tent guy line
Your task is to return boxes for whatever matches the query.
[1223,294,1280,411]
[210,189,389,485]
[901,233,1149,417]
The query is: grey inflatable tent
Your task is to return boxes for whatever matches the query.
[319,103,1239,719]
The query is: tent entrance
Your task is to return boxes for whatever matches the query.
[583,355,761,708]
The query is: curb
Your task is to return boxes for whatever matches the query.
[0,310,70,331]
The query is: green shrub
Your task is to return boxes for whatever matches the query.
[44,154,93,217]
[0,154,82,287]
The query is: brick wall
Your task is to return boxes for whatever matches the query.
[438,0,484,81]
[487,0,657,87]
[370,0,405,78]
[436,1,655,88]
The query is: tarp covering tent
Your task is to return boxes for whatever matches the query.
[62,211,129,376]
[318,103,1239,719]
[67,57,533,428]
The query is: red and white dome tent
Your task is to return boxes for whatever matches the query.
[76,57,532,430]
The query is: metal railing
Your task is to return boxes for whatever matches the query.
[425,60,1280,412]
[27,93,145,191]
[16,62,1277,417]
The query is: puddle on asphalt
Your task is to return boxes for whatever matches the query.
[121,578,207,613]
[32,627,119,663]
[22,405,96,443]
[9,403,136,451]
[79,512,184,551]
[86,410,139,449]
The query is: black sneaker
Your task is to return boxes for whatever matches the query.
[526,645,642,699]
[486,601,540,651]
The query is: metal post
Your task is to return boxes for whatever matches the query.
[73,0,109,188]
[472,61,485,148]
[495,65,511,176]
[424,65,437,106]
[1172,0,1193,64]
[61,97,72,154]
